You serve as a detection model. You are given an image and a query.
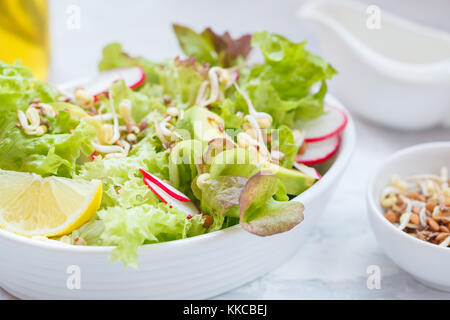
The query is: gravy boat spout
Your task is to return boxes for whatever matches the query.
[299,0,450,130]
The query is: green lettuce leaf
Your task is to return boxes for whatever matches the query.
[210,99,244,129]
[0,61,57,112]
[77,135,169,208]
[158,58,208,109]
[109,80,164,123]
[0,110,95,177]
[238,31,336,127]
[99,204,206,267]
[71,219,105,246]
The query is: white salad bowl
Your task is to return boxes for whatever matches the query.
[0,95,355,300]
[367,142,450,291]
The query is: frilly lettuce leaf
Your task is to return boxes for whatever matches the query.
[71,219,105,246]
[238,31,336,127]
[108,80,164,123]
[239,171,304,236]
[173,24,251,68]
[98,204,206,267]
[210,99,244,129]
[0,111,95,177]
[156,58,207,109]
[0,62,93,177]
[250,32,336,100]
[77,135,169,208]
[0,61,57,112]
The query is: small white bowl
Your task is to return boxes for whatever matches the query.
[367,142,450,291]
[0,95,355,300]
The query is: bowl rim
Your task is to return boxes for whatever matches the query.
[0,94,356,253]
[367,141,450,253]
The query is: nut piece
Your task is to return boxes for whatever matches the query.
[426,201,437,213]
[384,211,398,223]
[410,213,420,225]
[407,191,426,202]
[297,142,307,155]
[436,233,449,243]
[427,218,440,232]
[202,215,213,228]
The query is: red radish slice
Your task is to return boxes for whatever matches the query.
[296,135,341,166]
[140,169,190,202]
[293,162,322,180]
[143,177,200,216]
[301,105,348,143]
[63,66,146,101]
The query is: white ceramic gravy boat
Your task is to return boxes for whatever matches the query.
[299,0,450,130]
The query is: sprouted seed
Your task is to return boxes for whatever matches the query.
[381,167,450,247]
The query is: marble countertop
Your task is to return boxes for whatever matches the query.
[2,0,450,300]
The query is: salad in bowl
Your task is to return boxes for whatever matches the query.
[0,25,345,268]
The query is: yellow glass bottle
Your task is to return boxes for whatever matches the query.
[0,0,49,80]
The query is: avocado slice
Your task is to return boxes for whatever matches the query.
[176,106,225,143]
[209,148,260,178]
[263,162,315,195]
[208,147,315,195]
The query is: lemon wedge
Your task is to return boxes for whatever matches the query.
[0,170,102,237]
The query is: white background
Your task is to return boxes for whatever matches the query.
[2,0,450,299]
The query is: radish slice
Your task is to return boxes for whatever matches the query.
[301,105,348,143]
[296,135,341,166]
[143,177,200,216]
[140,169,190,202]
[61,66,145,100]
[293,162,322,180]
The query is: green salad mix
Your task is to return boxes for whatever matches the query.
[0,25,336,267]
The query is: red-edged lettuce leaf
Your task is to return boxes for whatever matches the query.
[198,175,247,231]
[173,24,251,68]
[239,171,304,236]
